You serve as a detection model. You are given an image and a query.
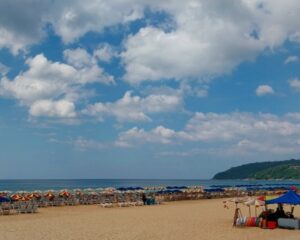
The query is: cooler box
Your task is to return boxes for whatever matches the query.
[278,218,300,230]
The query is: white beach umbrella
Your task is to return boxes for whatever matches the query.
[244,199,265,216]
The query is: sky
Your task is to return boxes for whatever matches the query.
[1,0,300,179]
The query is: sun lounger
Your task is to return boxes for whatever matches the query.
[1,203,11,215]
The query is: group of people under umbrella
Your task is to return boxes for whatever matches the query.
[228,187,300,229]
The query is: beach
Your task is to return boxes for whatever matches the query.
[1,199,299,240]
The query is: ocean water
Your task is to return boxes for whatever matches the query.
[0,179,300,192]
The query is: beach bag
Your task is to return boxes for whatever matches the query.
[267,221,277,229]
[246,217,257,227]
[236,217,247,226]
[255,218,261,227]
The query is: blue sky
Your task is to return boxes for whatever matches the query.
[1,0,300,179]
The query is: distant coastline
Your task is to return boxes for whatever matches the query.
[213,159,300,180]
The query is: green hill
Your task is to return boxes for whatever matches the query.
[213,159,300,180]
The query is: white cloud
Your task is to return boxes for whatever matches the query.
[284,55,299,64]
[116,126,176,147]
[116,112,300,155]
[48,1,145,44]
[0,51,113,118]
[64,48,93,69]
[0,0,48,54]
[122,0,300,84]
[256,85,274,96]
[289,78,300,91]
[122,24,262,84]
[0,63,9,76]
[83,91,182,122]
[72,137,106,150]
[236,139,299,154]
[29,99,76,118]
[0,0,145,53]
[93,44,117,63]
[1,0,300,88]
[63,48,114,85]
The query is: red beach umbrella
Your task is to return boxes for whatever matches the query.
[11,194,22,201]
[59,191,70,198]
[20,196,30,201]
[45,192,55,200]
[33,193,41,200]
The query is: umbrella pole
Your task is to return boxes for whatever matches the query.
[248,206,251,217]
[291,205,294,215]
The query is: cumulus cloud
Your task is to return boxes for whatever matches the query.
[83,91,182,122]
[289,78,300,91]
[0,0,49,54]
[116,112,300,155]
[121,0,300,84]
[29,99,76,118]
[1,0,300,88]
[284,55,299,64]
[0,0,145,53]
[256,85,274,96]
[0,50,113,118]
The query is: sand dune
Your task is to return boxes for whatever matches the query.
[0,199,299,240]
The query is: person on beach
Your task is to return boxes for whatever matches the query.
[275,204,286,218]
[142,193,147,205]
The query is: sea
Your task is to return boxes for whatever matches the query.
[0,179,300,192]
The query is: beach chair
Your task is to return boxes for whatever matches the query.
[1,203,11,215]
[26,203,33,213]
[11,202,21,214]
[19,203,27,214]
[32,204,38,213]
[100,197,113,208]
[117,194,128,207]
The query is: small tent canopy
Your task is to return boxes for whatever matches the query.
[265,190,300,205]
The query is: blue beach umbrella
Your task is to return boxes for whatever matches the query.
[0,196,10,203]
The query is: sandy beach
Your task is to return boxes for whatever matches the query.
[0,199,299,240]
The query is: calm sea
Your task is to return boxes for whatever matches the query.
[0,179,300,192]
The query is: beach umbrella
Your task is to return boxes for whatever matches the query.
[20,196,30,201]
[33,192,42,200]
[244,199,265,216]
[0,196,10,203]
[27,193,34,199]
[11,194,22,201]
[245,199,265,206]
[59,190,71,198]
[45,191,55,200]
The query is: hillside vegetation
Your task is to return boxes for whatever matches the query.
[213,159,300,180]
